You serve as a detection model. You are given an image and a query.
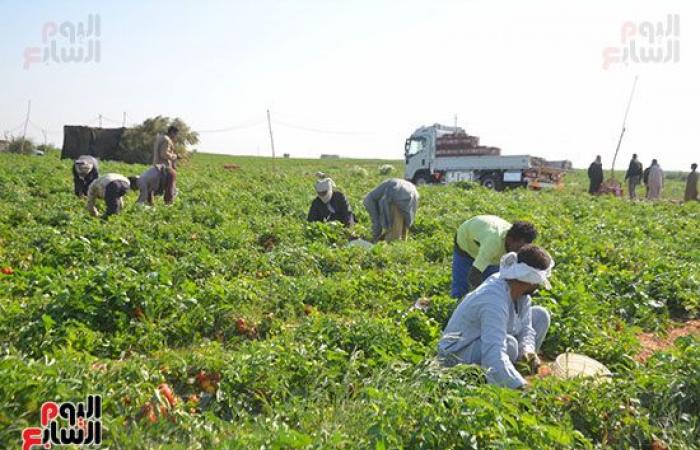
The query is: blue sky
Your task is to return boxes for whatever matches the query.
[1,0,698,170]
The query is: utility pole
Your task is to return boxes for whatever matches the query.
[20,100,31,154]
[42,129,47,147]
[122,112,127,127]
[266,109,276,172]
[98,114,102,128]
[454,114,458,128]
[610,76,639,178]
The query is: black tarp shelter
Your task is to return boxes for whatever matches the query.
[61,126,148,164]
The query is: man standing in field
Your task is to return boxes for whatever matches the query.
[363,178,419,242]
[624,154,643,200]
[646,159,664,200]
[135,164,177,206]
[153,126,179,168]
[587,155,603,194]
[451,216,537,299]
[86,173,138,218]
[684,163,698,202]
[153,126,179,202]
[438,245,553,390]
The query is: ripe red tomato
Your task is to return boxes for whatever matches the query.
[140,402,158,423]
[158,383,177,407]
[235,318,249,334]
[195,370,220,393]
[1,267,13,275]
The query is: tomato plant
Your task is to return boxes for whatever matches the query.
[0,152,697,449]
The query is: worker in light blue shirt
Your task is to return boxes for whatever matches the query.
[438,245,554,389]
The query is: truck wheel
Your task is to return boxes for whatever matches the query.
[481,176,498,190]
[413,174,432,185]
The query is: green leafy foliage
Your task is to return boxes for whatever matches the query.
[121,116,199,163]
[0,152,698,449]
[6,137,36,154]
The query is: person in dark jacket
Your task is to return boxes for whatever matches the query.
[624,154,643,200]
[587,155,604,194]
[685,163,698,202]
[72,155,99,197]
[307,177,355,227]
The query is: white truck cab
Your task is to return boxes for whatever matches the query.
[404,124,566,190]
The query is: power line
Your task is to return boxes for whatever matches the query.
[28,120,62,134]
[4,122,26,134]
[273,119,375,136]
[194,118,266,134]
[100,115,123,125]
[271,110,377,135]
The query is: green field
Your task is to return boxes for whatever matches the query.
[0,152,698,449]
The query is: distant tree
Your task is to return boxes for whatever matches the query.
[122,116,199,163]
[8,137,36,154]
[37,143,60,155]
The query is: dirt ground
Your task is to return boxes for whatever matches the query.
[635,319,700,363]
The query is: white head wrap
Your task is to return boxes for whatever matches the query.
[74,158,94,176]
[499,251,554,289]
[315,178,335,203]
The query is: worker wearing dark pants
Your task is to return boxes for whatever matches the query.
[104,179,131,218]
[163,168,177,204]
[624,154,643,200]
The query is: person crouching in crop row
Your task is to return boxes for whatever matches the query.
[451,216,538,299]
[72,155,100,197]
[363,178,419,242]
[86,173,139,219]
[437,245,553,390]
[307,177,355,227]
[135,164,177,206]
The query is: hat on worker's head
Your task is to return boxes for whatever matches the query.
[74,160,93,175]
[315,178,335,203]
[499,246,554,290]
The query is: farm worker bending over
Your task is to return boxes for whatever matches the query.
[646,159,664,200]
[363,178,419,242]
[451,216,537,299]
[438,245,553,390]
[86,173,138,218]
[307,177,356,227]
[135,164,177,206]
[72,155,99,197]
[685,163,698,202]
[624,154,643,200]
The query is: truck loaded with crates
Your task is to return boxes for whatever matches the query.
[404,124,568,190]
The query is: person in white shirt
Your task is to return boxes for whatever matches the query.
[86,173,138,218]
[438,245,554,389]
[646,159,664,200]
[135,164,177,206]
